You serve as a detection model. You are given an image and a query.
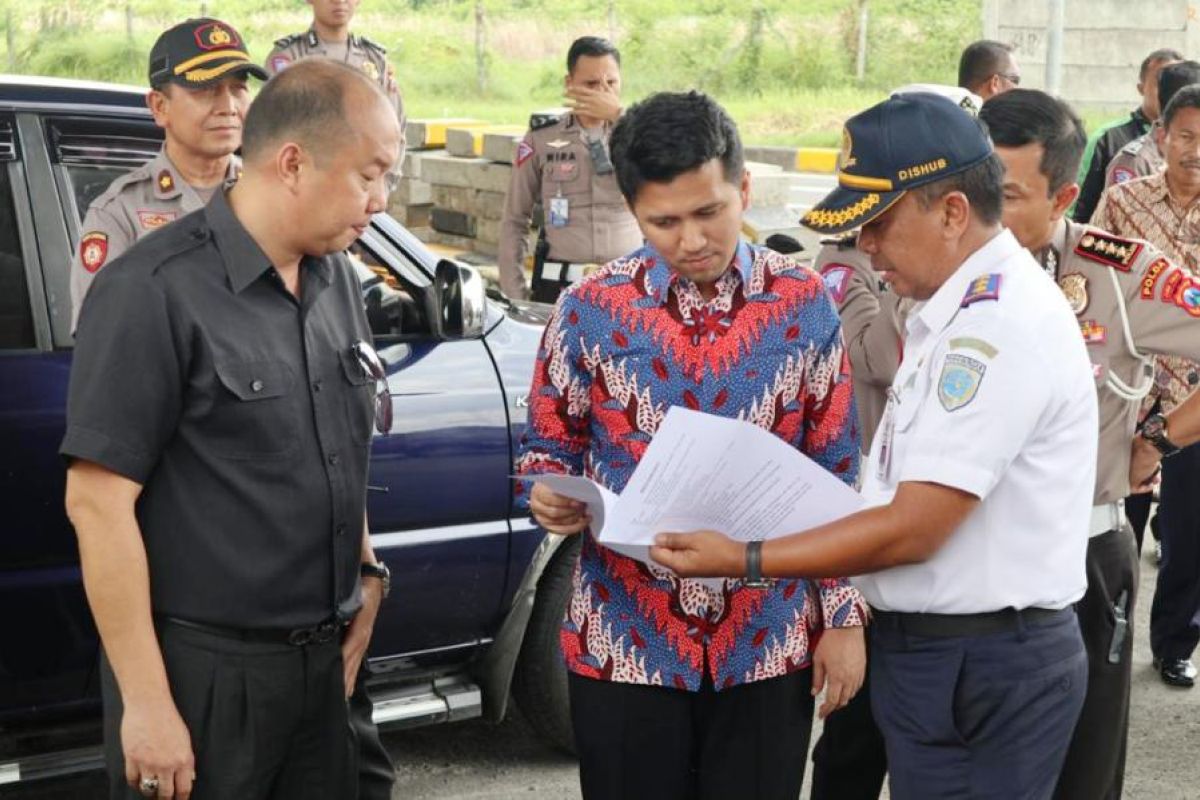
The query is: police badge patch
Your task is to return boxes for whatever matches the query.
[1058,272,1089,315]
[938,353,986,412]
[80,232,109,274]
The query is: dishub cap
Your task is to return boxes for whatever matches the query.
[802,92,994,235]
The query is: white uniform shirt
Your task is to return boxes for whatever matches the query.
[853,230,1097,614]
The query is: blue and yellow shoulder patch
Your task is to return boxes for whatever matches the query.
[960,274,1001,308]
[938,354,986,411]
[1075,231,1143,272]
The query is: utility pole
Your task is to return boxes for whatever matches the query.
[475,0,487,94]
[855,0,869,83]
[1045,0,1065,95]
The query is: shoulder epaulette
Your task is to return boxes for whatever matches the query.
[359,35,387,54]
[273,33,302,49]
[530,112,563,131]
[89,161,154,210]
[960,273,1001,307]
[1075,230,1143,272]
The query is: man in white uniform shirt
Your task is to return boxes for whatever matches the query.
[651,93,1097,800]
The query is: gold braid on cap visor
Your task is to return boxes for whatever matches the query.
[183,59,253,83]
[802,193,882,229]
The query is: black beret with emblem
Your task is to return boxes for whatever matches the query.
[149,18,268,88]
[801,93,993,235]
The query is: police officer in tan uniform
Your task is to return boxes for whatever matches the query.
[264,1,402,121]
[983,88,1200,800]
[814,240,903,452]
[498,36,641,302]
[70,18,265,330]
[1105,60,1200,189]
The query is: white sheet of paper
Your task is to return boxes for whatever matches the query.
[531,406,864,571]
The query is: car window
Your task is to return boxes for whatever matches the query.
[0,118,36,349]
[349,239,431,339]
[46,115,161,220]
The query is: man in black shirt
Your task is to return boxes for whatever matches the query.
[1073,47,1182,223]
[63,59,402,799]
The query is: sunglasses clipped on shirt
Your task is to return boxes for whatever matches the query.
[350,339,393,434]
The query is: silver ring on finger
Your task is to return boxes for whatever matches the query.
[139,776,159,797]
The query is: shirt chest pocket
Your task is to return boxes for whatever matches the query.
[210,359,299,460]
[338,348,376,445]
[543,154,586,195]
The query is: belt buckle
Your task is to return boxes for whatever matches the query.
[287,627,314,647]
[312,621,339,644]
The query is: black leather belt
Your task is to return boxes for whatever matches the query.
[159,615,347,646]
[871,606,1072,638]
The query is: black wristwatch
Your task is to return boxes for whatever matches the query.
[360,561,391,599]
[1140,413,1181,457]
[744,540,771,588]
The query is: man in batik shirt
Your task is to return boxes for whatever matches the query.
[515,90,866,800]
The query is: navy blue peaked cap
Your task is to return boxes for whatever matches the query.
[801,93,994,235]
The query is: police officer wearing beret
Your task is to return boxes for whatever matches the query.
[264,0,403,123]
[69,18,266,331]
[63,59,401,800]
[497,36,642,302]
[981,86,1200,800]
[652,93,1097,799]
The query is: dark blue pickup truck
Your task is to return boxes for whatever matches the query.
[0,75,574,786]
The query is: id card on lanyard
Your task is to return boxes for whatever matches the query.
[549,195,570,228]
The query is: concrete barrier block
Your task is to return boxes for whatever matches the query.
[749,172,793,207]
[401,151,425,179]
[796,148,839,174]
[405,118,489,149]
[420,152,514,194]
[745,147,799,172]
[388,202,433,229]
[474,217,501,246]
[393,177,432,206]
[446,124,526,158]
[431,208,477,238]
[483,131,524,164]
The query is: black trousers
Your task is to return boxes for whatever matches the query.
[871,609,1086,800]
[568,669,814,800]
[1151,441,1200,662]
[1124,491,1153,555]
[101,621,354,800]
[809,660,887,800]
[531,261,572,304]
[349,663,396,800]
[1054,526,1139,800]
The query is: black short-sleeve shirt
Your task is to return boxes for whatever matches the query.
[61,189,374,629]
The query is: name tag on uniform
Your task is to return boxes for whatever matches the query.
[876,389,898,483]
[548,196,570,228]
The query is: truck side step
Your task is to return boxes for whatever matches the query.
[0,744,105,785]
[371,675,483,728]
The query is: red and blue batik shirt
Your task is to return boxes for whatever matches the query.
[515,241,867,691]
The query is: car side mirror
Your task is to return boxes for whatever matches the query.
[433,259,486,340]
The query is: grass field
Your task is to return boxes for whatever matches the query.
[0,1,1133,146]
